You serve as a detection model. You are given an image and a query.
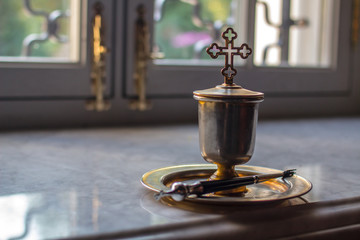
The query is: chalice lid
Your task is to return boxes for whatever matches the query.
[193,27,264,100]
[193,84,264,100]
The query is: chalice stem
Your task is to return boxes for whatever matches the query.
[210,164,238,180]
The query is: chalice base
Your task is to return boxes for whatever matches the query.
[208,164,248,195]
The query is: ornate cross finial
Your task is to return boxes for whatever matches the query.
[206,27,252,85]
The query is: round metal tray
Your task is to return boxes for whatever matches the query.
[141,164,312,204]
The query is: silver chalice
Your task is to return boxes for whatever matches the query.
[193,27,264,194]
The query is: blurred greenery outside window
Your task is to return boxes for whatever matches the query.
[154,0,233,61]
[0,0,338,68]
[154,0,337,68]
[0,0,79,62]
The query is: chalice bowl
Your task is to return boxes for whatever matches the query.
[193,27,264,195]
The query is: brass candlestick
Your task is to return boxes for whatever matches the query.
[193,27,264,194]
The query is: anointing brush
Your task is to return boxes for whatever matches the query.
[154,169,296,201]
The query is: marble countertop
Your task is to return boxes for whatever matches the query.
[1,118,360,239]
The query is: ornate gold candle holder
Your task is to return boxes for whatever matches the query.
[193,27,264,194]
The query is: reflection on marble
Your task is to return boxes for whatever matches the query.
[0,192,76,239]
[0,118,359,239]
[140,191,308,216]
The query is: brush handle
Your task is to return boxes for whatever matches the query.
[200,169,295,194]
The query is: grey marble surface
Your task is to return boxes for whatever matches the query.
[0,118,359,239]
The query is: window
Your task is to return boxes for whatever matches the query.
[0,0,114,99]
[254,0,337,67]
[125,0,350,97]
[0,0,359,128]
[152,0,337,68]
[0,0,80,62]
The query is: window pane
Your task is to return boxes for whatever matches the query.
[0,0,80,63]
[153,0,247,66]
[254,0,338,68]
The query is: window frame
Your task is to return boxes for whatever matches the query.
[0,0,359,130]
[124,0,351,99]
[0,0,115,100]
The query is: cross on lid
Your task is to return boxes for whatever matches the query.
[206,27,252,85]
